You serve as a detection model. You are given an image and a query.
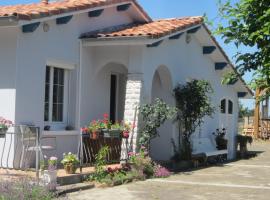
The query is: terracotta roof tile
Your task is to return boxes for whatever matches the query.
[0,0,151,21]
[80,17,203,39]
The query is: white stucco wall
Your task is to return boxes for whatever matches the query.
[15,7,134,129]
[81,33,240,161]
[0,7,136,167]
[141,33,239,160]
[0,27,18,168]
[0,27,17,122]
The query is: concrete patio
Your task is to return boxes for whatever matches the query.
[66,141,270,200]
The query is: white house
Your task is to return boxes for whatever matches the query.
[0,0,252,168]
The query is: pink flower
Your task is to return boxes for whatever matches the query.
[128,152,135,156]
[49,156,58,161]
[103,113,109,119]
[122,131,129,139]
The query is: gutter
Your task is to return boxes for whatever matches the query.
[0,16,18,26]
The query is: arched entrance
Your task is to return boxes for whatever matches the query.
[81,62,128,124]
[149,65,174,161]
[97,62,128,122]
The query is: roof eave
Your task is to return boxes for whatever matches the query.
[81,36,156,46]
[80,24,202,46]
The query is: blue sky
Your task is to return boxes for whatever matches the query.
[1,0,254,109]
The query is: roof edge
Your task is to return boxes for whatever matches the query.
[0,0,152,27]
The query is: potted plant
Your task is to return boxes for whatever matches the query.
[213,128,228,150]
[40,156,58,191]
[61,152,79,174]
[236,135,253,158]
[0,117,12,138]
[88,120,102,140]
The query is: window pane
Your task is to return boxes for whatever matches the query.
[54,68,64,85]
[221,99,226,114]
[228,100,233,114]
[52,68,65,122]
[52,103,63,122]
[44,103,49,121]
[44,66,50,121]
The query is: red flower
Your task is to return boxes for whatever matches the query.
[123,131,129,139]
[103,113,109,119]
[81,127,88,134]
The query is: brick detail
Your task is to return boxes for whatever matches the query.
[121,73,143,160]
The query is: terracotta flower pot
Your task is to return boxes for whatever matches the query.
[91,131,99,140]
[64,164,77,174]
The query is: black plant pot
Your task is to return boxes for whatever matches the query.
[0,128,7,138]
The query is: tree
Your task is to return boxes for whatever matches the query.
[215,0,270,98]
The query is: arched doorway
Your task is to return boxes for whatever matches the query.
[149,65,174,161]
[82,62,127,124]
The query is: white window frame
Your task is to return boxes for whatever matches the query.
[44,66,69,129]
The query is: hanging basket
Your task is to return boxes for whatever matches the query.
[102,129,122,138]
[0,127,7,138]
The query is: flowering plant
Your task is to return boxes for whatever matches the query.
[0,117,13,130]
[86,113,133,135]
[154,165,171,178]
[48,157,58,171]
[61,152,79,166]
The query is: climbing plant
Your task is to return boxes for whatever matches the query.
[139,98,177,151]
[173,80,215,160]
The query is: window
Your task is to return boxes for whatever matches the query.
[220,99,226,114]
[44,66,67,123]
[228,100,233,114]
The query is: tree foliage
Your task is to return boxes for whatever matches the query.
[216,0,270,95]
[174,80,215,160]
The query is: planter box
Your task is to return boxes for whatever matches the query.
[102,129,122,138]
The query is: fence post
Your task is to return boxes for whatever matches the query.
[35,127,40,182]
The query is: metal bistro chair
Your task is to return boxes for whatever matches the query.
[19,125,56,169]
